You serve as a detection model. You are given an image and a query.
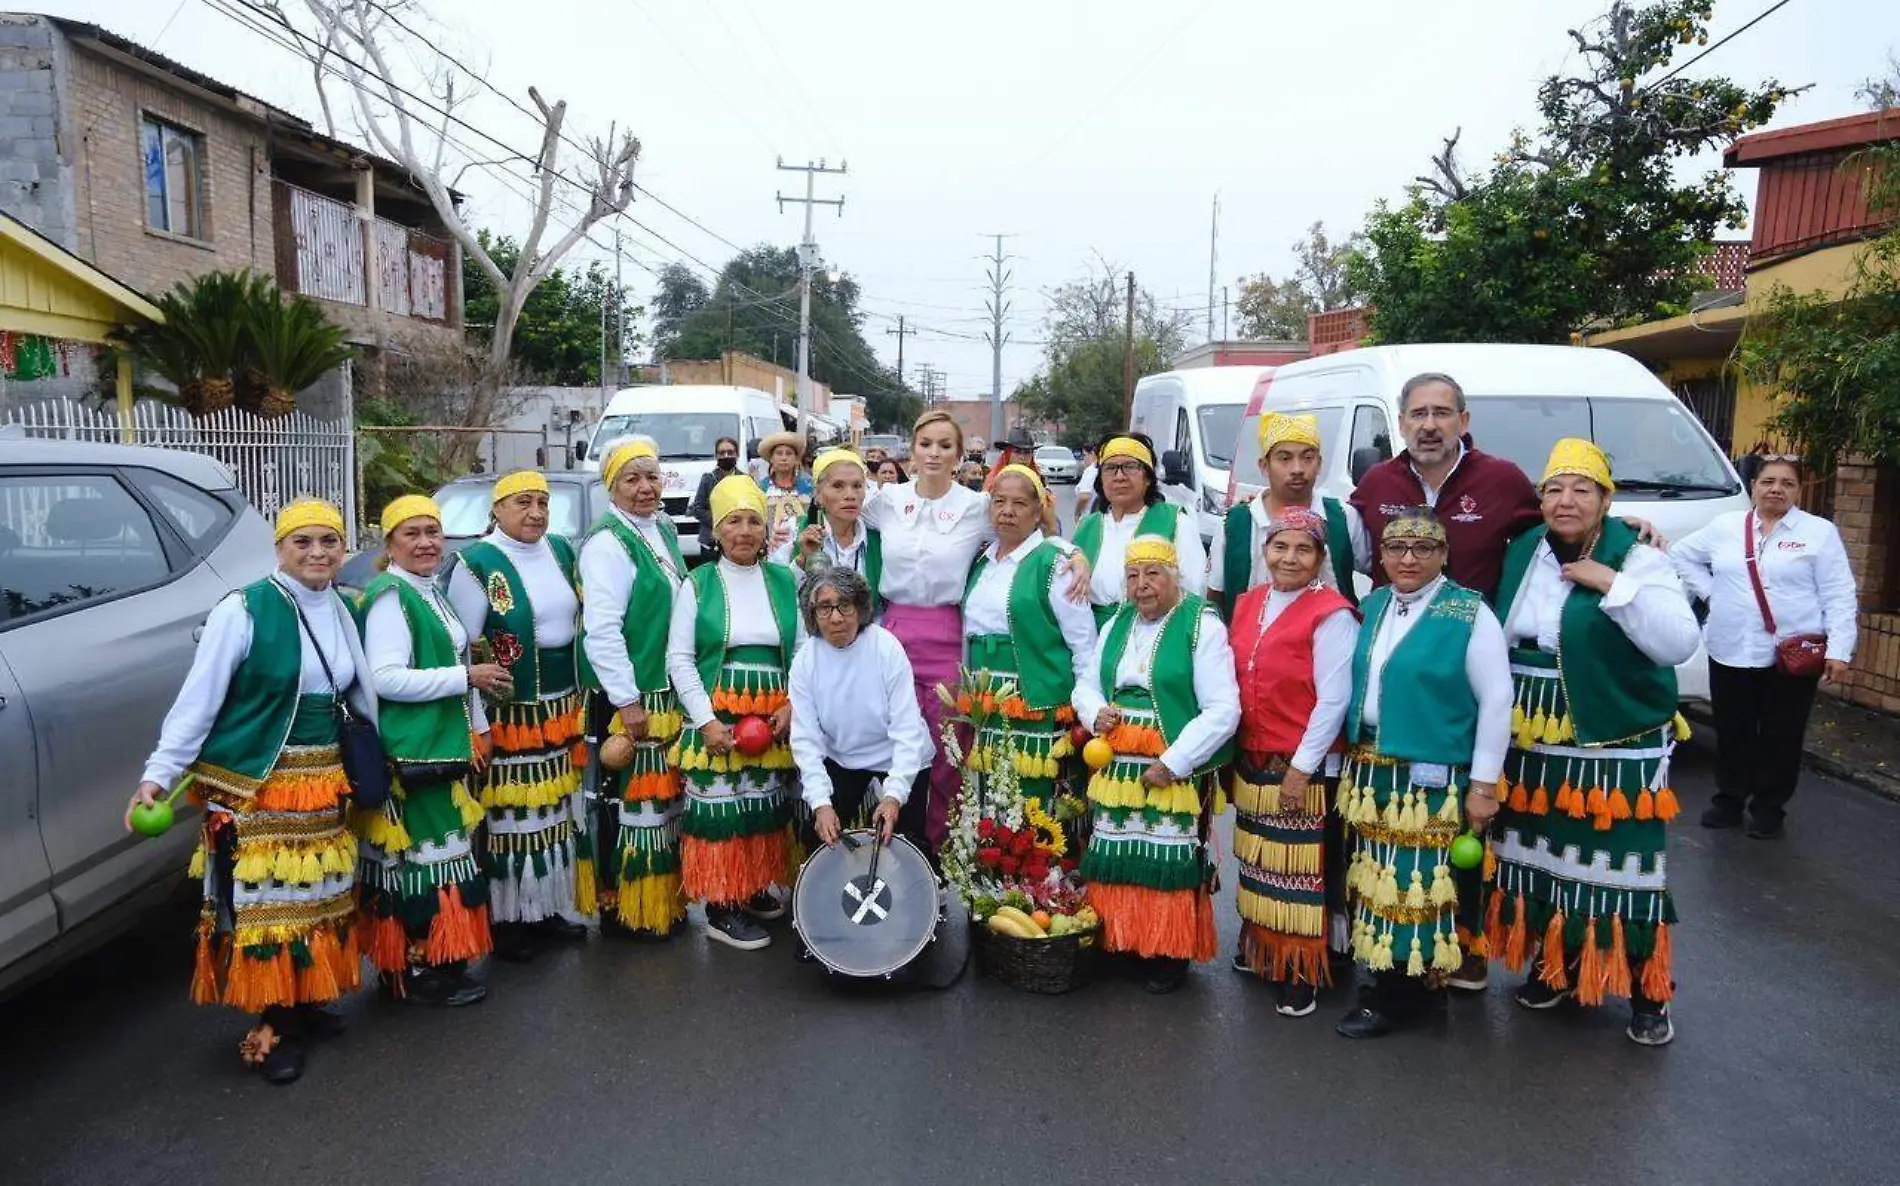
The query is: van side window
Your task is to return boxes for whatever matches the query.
[1350,405,1393,463]
[0,474,173,628]
[1174,407,1191,455]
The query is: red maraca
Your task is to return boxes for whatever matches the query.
[732,714,774,757]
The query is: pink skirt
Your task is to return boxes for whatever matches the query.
[881,602,963,851]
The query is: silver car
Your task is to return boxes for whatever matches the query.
[1035,444,1080,484]
[0,436,274,994]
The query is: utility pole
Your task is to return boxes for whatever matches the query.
[599,261,610,402]
[1223,285,1230,340]
[884,315,911,384]
[1122,271,1137,423]
[613,225,625,384]
[982,233,1014,448]
[1206,193,1219,342]
[775,157,847,440]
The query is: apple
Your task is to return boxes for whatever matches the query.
[1449,833,1484,870]
[732,715,774,757]
[130,798,175,838]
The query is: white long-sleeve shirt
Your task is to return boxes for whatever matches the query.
[788,625,933,809]
[579,507,683,708]
[1071,603,1240,779]
[963,530,1099,694]
[365,564,486,731]
[666,559,808,728]
[1502,538,1702,670]
[1360,575,1512,785]
[1205,495,1370,595]
[1670,506,1859,667]
[768,516,871,591]
[142,573,377,789]
[1085,503,1207,607]
[1235,586,1359,775]
[445,530,579,650]
[859,480,994,606]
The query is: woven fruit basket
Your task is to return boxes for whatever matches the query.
[972,924,1099,994]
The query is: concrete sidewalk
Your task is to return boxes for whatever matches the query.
[1685,691,1900,801]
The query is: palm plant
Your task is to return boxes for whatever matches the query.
[129,271,256,416]
[242,282,353,418]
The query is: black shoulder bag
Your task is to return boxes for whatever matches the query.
[289,593,392,809]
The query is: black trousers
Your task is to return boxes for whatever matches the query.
[1709,660,1820,825]
[796,760,932,858]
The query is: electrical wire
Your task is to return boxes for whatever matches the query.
[1647,0,1796,88]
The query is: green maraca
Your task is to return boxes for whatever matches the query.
[130,777,193,838]
[1448,832,1484,870]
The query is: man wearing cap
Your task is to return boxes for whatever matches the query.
[1208,411,1370,619]
[579,437,691,939]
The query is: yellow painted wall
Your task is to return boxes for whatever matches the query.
[0,236,128,339]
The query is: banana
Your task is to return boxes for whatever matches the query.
[992,906,1045,936]
[986,914,1040,940]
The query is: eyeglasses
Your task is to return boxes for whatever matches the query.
[813,601,857,618]
[1382,541,1444,558]
[1403,406,1462,424]
[1100,461,1146,477]
[716,450,738,459]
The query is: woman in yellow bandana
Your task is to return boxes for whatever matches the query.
[444,470,592,962]
[774,447,883,614]
[1487,438,1700,1047]
[1072,433,1207,628]
[129,499,370,1084]
[665,474,805,950]
[358,495,509,1007]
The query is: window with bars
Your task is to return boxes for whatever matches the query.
[139,116,205,240]
[1672,373,1736,455]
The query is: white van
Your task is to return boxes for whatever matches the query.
[578,385,793,558]
[1128,366,1265,545]
[1225,343,1748,699]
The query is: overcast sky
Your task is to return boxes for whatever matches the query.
[63,0,1897,398]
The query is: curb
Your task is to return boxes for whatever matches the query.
[1680,703,1900,805]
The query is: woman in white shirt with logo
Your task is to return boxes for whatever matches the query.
[1671,455,1858,839]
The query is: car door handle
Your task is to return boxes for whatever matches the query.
[193,624,205,643]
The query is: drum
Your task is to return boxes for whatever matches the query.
[792,830,943,979]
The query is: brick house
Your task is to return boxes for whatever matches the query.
[0,13,462,374]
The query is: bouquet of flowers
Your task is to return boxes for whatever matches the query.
[937,669,1098,942]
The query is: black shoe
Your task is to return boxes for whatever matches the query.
[1627,1005,1675,1047]
[1334,1004,1395,1039]
[401,967,488,1007]
[1447,953,1489,993]
[744,890,786,922]
[490,923,539,964]
[534,915,590,942]
[1276,982,1318,1018]
[705,906,772,951]
[1142,958,1188,994]
[1700,804,1744,829]
[1231,951,1253,976]
[1745,817,1785,840]
[258,1034,306,1084]
[1514,979,1572,1011]
[294,1006,346,1041]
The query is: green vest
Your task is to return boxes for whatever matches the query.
[1345,580,1484,766]
[1493,518,1678,745]
[458,535,579,701]
[361,573,472,764]
[190,578,312,796]
[690,561,799,694]
[799,506,884,615]
[962,538,1075,711]
[1217,496,1358,620]
[1072,501,1184,574]
[577,512,684,696]
[1095,592,1234,777]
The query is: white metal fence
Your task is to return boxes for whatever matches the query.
[3,398,356,528]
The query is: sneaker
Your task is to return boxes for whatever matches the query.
[1700,804,1744,829]
[1627,1005,1675,1047]
[705,907,773,951]
[1745,817,1785,840]
[1334,1003,1394,1039]
[1447,953,1489,993]
[744,890,786,922]
[1275,982,1318,1018]
[1231,951,1254,976]
[1514,979,1572,1011]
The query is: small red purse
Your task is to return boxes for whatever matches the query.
[1743,511,1827,679]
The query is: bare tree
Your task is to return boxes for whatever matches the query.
[263,0,639,448]
[1859,50,1900,110]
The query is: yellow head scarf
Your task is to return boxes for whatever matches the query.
[992,462,1046,500]
[709,474,768,528]
[275,498,345,543]
[380,494,442,539]
[1382,509,1447,544]
[1541,437,1614,494]
[1123,534,1178,569]
[1099,436,1155,470]
[602,437,659,488]
[492,470,550,503]
[1259,412,1322,455]
[812,448,866,484]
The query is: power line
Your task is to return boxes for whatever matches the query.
[1648,0,1796,88]
[624,0,777,154]
[738,0,843,156]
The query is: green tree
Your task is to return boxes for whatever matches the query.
[662,245,919,430]
[1858,49,1900,110]
[463,230,644,385]
[651,262,709,356]
[1350,0,1800,343]
[1745,145,1900,463]
[1014,261,1188,448]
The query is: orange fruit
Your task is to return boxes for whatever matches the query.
[1082,737,1114,770]
[1031,910,1052,931]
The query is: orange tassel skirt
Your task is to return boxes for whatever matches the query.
[353,776,492,973]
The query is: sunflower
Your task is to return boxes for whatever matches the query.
[1024,798,1066,857]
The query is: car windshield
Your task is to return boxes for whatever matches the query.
[1228,405,1347,491]
[1464,396,1739,497]
[1035,446,1071,461]
[435,480,585,538]
[594,412,741,461]
[1198,403,1246,469]
[860,434,903,453]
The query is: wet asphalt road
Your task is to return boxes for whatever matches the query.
[3,738,1898,1186]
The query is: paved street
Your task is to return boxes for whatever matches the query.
[2,739,1897,1186]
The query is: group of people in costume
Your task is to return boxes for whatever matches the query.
[131,374,1705,1085]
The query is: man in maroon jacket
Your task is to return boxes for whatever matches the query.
[1350,373,1541,602]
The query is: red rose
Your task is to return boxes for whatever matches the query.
[976,819,996,840]
[1009,831,1034,857]
[977,846,1002,868]
[1060,858,1078,873]
[999,856,1020,876]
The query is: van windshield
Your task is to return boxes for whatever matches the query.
[1198,404,1246,469]
[436,481,584,539]
[1228,405,1347,491]
[1465,397,1739,497]
[595,412,742,461]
